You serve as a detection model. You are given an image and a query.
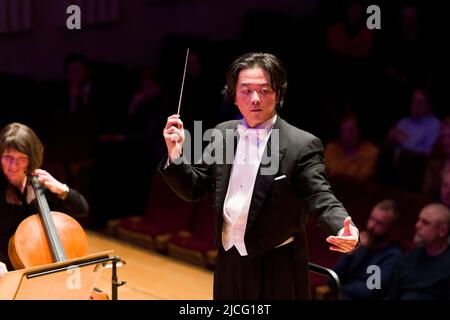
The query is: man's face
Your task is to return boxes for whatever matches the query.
[441,171,450,208]
[414,208,446,247]
[235,67,277,128]
[366,207,395,244]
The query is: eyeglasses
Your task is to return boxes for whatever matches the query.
[1,155,29,166]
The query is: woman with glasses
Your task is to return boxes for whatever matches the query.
[0,122,88,272]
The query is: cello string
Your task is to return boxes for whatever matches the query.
[30,175,67,261]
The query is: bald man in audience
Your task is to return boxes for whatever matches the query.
[386,203,450,299]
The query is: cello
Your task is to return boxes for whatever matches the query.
[8,174,108,299]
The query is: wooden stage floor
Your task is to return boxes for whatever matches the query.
[87,230,213,300]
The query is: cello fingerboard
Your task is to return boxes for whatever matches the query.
[30,176,67,262]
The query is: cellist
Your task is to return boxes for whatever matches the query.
[0,122,88,271]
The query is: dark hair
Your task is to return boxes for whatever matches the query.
[0,123,44,173]
[225,52,287,110]
[375,199,400,223]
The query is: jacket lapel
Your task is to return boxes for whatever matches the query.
[246,117,287,229]
[215,124,238,222]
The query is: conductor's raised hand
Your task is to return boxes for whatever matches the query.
[326,216,359,253]
[163,114,185,161]
[32,169,68,198]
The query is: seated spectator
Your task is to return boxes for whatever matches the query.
[123,67,166,215]
[325,0,375,103]
[441,167,450,209]
[326,200,402,299]
[387,88,440,156]
[126,67,165,147]
[66,53,94,114]
[422,117,450,199]
[43,52,98,161]
[36,53,98,212]
[439,167,450,244]
[381,4,431,87]
[326,0,374,60]
[325,112,379,180]
[378,88,441,191]
[386,203,450,299]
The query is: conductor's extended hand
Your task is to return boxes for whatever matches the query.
[326,216,359,253]
[163,114,185,161]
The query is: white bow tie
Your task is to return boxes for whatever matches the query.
[237,124,265,138]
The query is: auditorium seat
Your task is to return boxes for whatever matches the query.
[115,172,196,252]
[167,193,216,267]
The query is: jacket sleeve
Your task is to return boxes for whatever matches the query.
[296,136,349,235]
[157,155,213,202]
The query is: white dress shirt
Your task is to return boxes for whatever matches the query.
[222,114,277,256]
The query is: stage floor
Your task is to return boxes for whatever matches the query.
[87,230,213,300]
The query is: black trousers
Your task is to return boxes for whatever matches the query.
[213,242,297,300]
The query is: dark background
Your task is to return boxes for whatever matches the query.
[1,0,448,228]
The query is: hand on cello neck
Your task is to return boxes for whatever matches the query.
[30,169,69,199]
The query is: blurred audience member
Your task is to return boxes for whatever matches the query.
[324,200,402,299]
[325,112,379,180]
[36,53,98,215]
[159,46,220,132]
[382,5,431,87]
[55,53,130,228]
[422,117,450,199]
[65,53,94,114]
[378,88,440,192]
[387,88,440,156]
[123,67,166,214]
[325,1,376,104]
[441,167,450,209]
[326,0,375,60]
[441,168,450,244]
[127,68,163,123]
[386,203,450,299]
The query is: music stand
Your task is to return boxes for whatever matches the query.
[0,251,122,300]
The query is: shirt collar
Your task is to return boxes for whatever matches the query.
[241,113,277,130]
